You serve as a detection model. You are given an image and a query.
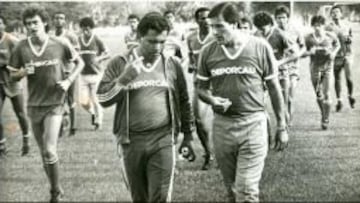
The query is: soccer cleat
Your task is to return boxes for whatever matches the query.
[349,97,356,109]
[335,101,343,112]
[50,188,64,203]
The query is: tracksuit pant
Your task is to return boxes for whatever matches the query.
[119,125,175,203]
[213,112,268,203]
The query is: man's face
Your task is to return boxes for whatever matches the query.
[140,29,168,57]
[0,19,5,33]
[25,15,47,37]
[210,16,236,45]
[165,13,175,28]
[238,22,251,34]
[331,8,342,20]
[258,24,272,36]
[128,18,139,31]
[54,13,66,28]
[81,26,93,37]
[196,11,210,30]
[312,23,324,34]
[275,13,288,29]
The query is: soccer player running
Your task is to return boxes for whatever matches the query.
[274,6,306,126]
[186,7,214,170]
[326,5,356,111]
[196,3,288,202]
[124,14,140,51]
[253,12,297,126]
[53,11,80,136]
[78,17,110,130]
[0,15,31,157]
[97,12,195,202]
[303,15,340,130]
[8,6,84,202]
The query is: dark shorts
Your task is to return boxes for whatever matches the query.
[28,105,65,124]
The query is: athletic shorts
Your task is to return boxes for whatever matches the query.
[334,55,352,71]
[28,105,65,124]
[3,82,23,98]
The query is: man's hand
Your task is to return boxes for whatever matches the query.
[211,96,232,113]
[274,128,289,151]
[56,79,72,91]
[118,56,144,85]
[9,68,27,81]
[178,137,196,162]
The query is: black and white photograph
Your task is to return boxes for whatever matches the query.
[0,0,359,202]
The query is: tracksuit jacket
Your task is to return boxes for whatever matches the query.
[97,53,195,144]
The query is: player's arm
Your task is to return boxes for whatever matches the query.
[301,36,316,58]
[329,32,341,59]
[96,36,111,64]
[57,41,84,91]
[196,47,232,112]
[8,42,27,81]
[263,42,288,151]
[172,57,195,139]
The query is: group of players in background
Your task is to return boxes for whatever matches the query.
[0,2,355,203]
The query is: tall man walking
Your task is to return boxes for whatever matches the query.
[197,3,288,202]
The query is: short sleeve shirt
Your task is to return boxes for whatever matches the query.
[187,30,214,66]
[282,25,305,67]
[326,20,352,56]
[8,36,76,107]
[255,27,291,61]
[305,32,339,66]
[79,34,107,75]
[197,36,278,116]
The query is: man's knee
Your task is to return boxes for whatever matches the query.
[42,147,58,164]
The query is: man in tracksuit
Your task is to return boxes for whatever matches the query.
[97,12,195,202]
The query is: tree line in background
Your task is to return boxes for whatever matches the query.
[1,1,359,33]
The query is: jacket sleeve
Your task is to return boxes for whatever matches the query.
[97,55,127,107]
[172,57,195,139]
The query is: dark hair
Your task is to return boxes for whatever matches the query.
[163,10,174,17]
[22,6,50,32]
[311,15,326,26]
[275,5,290,18]
[0,15,6,25]
[238,17,252,29]
[137,12,170,37]
[128,14,139,21]
[253,11,274,28]
[195,7,210,20]
[330,5,342,13]
[208,2,239,24]
[79,17,95,28]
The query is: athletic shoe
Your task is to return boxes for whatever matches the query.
[201,154,214,171]
[349,96,356,108]
[69,128,76,136]
[50,188,64,203]
[21,137,30,156]
[321,119,329,130]
[335,101,343,112]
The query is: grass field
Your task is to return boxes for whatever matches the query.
[1,24,360,202]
